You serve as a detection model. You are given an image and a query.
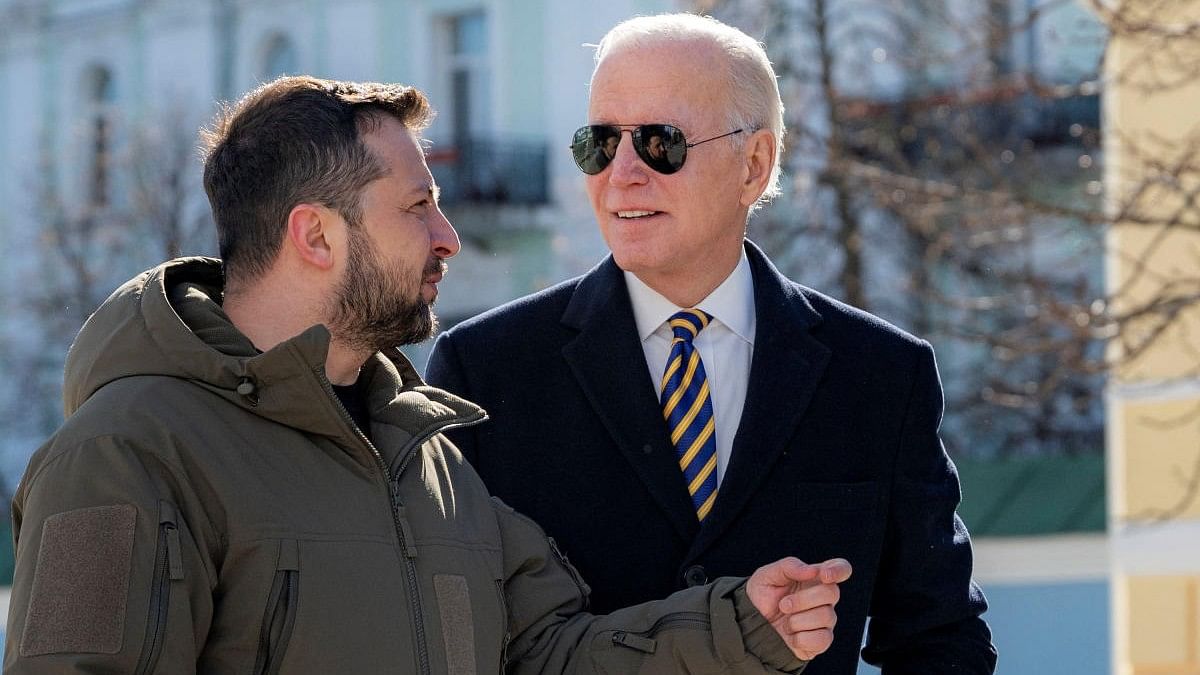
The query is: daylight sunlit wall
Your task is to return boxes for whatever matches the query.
[1105,2,1200,673]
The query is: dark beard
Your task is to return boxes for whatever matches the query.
[328,228,441,353]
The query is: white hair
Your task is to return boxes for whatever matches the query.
[592,13,786,208]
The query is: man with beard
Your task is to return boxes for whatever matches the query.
[5,76,852,674]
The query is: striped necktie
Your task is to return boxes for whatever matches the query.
[660,309,718,521]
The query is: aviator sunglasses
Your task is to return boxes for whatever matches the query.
[571,124,744,175]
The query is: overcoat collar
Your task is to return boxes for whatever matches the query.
[560,241,831,550]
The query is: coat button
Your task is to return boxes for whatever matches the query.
[683,565,707,587]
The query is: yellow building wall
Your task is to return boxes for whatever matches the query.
[1125,576,1198,671]
[1107,1,1200,674]
[1117,400,1200,520]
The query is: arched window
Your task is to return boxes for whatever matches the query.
[82,65,116,207]
[259,33,298,81]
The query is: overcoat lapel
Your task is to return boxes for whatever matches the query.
[686,241,831,562]
[560,258,700,543]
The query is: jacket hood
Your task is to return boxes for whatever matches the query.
[62,257,482,439]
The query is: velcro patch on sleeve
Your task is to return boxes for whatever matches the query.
[21,504,138,656]
[434,574,477,675]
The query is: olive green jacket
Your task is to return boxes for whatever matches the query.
[5,258,806,674]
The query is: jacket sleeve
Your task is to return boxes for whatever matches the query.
[425,331,481,466]
[860,342,998,674]
[4,435,215,674]
[492,498,808,675]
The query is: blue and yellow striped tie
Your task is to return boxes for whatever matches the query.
[660,309,718,521]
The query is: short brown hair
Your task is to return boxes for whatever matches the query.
[201,76,433,285]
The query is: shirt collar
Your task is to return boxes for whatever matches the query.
[625,248,756,344]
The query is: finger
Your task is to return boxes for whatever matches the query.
[783,605,837,634]
[793,558,853,592]
[779,582,840,614]
[817,558,852,584]
[785,627,834,661]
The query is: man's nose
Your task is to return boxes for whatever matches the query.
[430,206,461,259]
[607,130,649,186]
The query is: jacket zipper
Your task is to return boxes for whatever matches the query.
[387,418,485,675]
[610,612,712,654]
[317,369,484,675]
[135,504,184,674]
[253,567,299,675]
[495,579,510,674]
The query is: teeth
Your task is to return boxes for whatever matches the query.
[618,210,657,218]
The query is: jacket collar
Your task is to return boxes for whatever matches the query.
[63,257,484,456]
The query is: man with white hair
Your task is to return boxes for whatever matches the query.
[428,13,997,674]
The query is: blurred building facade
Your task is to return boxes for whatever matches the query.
[0,0,676,482]
[1105,2,1200,673]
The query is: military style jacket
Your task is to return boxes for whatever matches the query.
[5,258,806,674]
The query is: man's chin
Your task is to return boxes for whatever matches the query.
[390,307,439,348]
[336,306,438,353]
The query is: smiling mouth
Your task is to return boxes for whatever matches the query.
[617,210,660,219]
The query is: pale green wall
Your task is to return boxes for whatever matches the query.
[39,21,60,202]
[498,0,545,135]
[386,0,548,135]
[308,0,329,75]
[0,53,7,240]
[376,0,416,83]
[503,228,554,294]
[130,7,147,118]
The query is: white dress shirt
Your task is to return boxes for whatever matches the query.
[625,251,756,486]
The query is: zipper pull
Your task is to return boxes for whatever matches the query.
[166,526,184,580]
[612,631,657,654]
[394,504,419,559]
[160,501,185,580]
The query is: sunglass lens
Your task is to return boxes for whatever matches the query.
[636,124,687,174]
[572,125,620,175]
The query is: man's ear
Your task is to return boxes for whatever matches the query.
[739,129,776,208]
[285,203,339,271]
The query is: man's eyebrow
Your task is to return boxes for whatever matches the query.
[401,181,438,205]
